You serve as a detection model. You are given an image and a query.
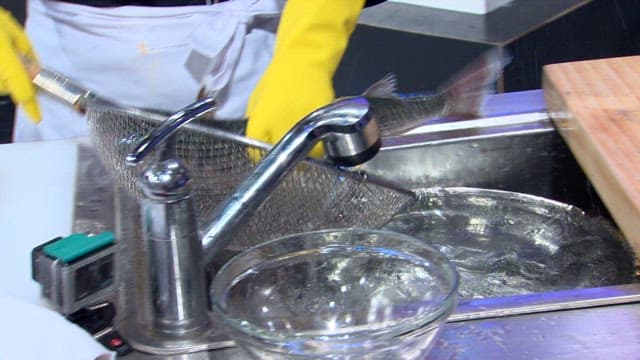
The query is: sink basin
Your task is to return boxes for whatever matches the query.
[72,96,638,312]
[361,112,637,299]
[382,186,635,299]
[74,95,636,320]
[362,112,609,218]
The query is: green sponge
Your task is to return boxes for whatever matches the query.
[43,232,114,263]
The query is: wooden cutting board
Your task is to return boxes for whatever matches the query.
[543,55,640,255]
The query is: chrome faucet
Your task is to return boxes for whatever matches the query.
[123,96,379,354]
[199,96,379,264]
[30,68,382,354]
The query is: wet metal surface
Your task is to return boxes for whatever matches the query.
[127,292,640,359]
[363,116,612,218]
[433,302,640,359]
[383,187,636,299]
[72,139,114,235]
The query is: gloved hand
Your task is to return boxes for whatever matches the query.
[245,0,365,158]
[0,7,41,123]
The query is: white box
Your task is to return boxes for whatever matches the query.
[388,0,513,15]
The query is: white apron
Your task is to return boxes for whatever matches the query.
[14,0,282,142]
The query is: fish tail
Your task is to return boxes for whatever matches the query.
[439,49,510,118]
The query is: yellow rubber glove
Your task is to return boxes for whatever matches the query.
[0,7,41,123]
[245,0,365,158]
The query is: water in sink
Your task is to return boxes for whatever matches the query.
[382,187,638,299]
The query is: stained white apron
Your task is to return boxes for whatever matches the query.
[14,0,282,142]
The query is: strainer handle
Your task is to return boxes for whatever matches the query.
[32,68,98,112]
[125,97,217,165]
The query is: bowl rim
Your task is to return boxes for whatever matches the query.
[210,228,459,343]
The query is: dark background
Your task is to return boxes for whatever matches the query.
[1,0,639,143]
[334,0,640,95]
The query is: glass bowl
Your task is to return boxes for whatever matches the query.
[210,229,458,359]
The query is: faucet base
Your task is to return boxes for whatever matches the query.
[116,313,234,356]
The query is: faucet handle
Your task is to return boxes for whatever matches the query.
[125,97,217,166]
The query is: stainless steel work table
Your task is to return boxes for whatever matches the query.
[198,291,640,360]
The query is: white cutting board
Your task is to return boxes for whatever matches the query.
[0,139,78,303]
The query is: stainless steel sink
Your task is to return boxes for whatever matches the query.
[73,106,638,297]
[71,91,640,358]
[362,112,609,218]
[361,112,637,299]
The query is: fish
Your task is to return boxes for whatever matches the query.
[354,49,510,137]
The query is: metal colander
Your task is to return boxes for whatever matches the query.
[85,103,415,251]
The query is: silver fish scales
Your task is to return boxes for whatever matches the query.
[354,49,510,137]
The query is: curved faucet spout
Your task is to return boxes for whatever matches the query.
[201,96,379,265]
[125,98,217,166]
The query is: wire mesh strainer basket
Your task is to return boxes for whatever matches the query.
[34,67,417,352]
[86,103,415,251]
